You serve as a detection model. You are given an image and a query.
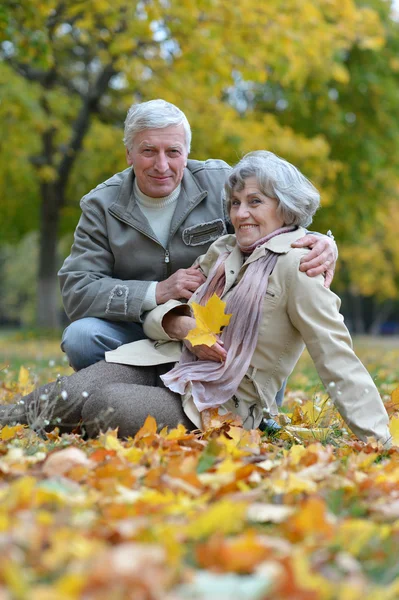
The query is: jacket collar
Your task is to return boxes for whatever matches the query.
[260,226,307,253]
[108,167,207,239]
[224,227,307,266]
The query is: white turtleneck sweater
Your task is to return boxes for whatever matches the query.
[134,180,181,312]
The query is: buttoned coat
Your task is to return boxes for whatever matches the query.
[106,227,390,445]
[59,159,231,323]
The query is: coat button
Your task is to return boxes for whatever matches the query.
[116,289,123,297]
[230,270,235,274]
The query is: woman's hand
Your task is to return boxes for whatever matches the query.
[183,337,227,362]
[162,312,196,340]
[162,309,227,362]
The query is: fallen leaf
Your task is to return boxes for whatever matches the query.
[247,503,295,524]
[389,414,399,446]
[195,531,272,573]
[0,424,26,441]
[42,447,92,477]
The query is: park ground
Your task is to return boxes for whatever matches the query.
[0,332,398,599]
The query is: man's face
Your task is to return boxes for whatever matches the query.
[126,125,188,197]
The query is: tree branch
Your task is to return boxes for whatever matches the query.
[56,62,117,197]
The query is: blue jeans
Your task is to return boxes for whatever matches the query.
[61,317,147,371]
[61,317,287,406]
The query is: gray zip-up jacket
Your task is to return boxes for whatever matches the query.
[59,159,231,323]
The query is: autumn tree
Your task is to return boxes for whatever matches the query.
[245,0,399,331]
[0,0,390,327]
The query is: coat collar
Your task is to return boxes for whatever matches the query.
[108,166,207,239]
[242,227,307,265]
[224,227,307,264]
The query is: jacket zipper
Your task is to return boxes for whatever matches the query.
[108,211,172,276]
[110,193,207,278]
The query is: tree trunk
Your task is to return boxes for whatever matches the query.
[37,182,61,329]
[33,66,116,329]
[351,292,366,334]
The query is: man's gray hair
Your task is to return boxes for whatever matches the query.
[123,99,191,153]
[225,150,320,227]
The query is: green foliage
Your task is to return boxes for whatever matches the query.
[0,233,66,326]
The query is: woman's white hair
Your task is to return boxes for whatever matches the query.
[225,150,320,227]
[123,99,191,153]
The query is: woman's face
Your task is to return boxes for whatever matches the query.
[230,177,285,246]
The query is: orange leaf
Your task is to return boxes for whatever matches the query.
[134,415,157,440]
[196,531,271,573]
[284,496,334,541]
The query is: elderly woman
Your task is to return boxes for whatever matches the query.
[1,151,391,446]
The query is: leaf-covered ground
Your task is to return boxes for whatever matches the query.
[0,335,399,600]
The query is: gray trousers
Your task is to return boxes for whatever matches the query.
[60,316,286,406]
[0,361,194,438]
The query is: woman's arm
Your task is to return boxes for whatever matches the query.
[286,255,391,447]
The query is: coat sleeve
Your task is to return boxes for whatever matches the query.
[58,199,152,323]
[143,300,189,341]
[285,253,391,446]
[143,236,236,339]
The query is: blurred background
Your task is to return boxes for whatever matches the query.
[0,0,398,336]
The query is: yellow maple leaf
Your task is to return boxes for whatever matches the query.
[391,384,399,409]
[18,366,30,387]
[389,414,399,446]
[0,424,26,441]
[185,294,232,347]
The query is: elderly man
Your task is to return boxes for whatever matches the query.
[59,99,336,372]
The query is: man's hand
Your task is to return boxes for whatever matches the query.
[156,266,206,303]
[291,233,337,288]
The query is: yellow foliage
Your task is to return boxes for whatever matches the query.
[37,165,57,183]
[18,365,30,388]
[186,294,232,347]
[185,499,247,540]
[331,63,350,84]
[389,415,399,447]
[0,424,26,441]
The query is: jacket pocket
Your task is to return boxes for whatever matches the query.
[182,219,226,246]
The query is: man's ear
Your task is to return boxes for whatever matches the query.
[126,148,133,166]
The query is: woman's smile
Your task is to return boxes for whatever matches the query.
[230,177,284,245]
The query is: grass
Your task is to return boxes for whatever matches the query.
[1,329,398,395]
[289,335,399,399]
[0,328,72,382]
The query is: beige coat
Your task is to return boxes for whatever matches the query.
[106,227,391,445]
